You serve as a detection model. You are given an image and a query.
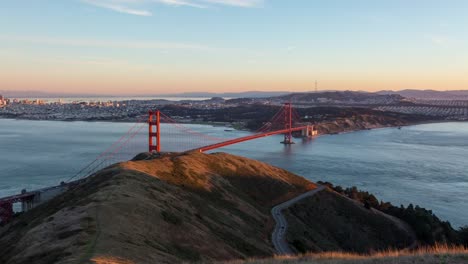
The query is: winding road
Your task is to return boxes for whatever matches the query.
[271,185,326,255]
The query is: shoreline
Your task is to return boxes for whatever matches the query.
[1,115,461,135]
[0,116,239,128]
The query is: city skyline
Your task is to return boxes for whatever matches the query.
[1,0,468,94]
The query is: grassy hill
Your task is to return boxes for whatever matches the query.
[0,152,421,264]
[273,91,404,104]
[285,190,415,253]
[159,104,434,132]
[0,152,315,264]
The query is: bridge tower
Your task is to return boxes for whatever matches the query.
[148,110,161,152]
[281,102,294,144]
[0,202,13,224]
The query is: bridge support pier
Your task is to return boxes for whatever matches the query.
[21,198,34,212]
[281,134,295,145]
[148,110,161,152]
[0,202,13,224]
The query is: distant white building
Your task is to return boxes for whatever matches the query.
[0,95,6,106]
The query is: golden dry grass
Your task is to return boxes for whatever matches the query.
[91,256,135,264]
[305,243,468,259]
[224,244,468,264]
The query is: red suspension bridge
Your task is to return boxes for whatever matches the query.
[150,102,316,153]
[0,103,317,223]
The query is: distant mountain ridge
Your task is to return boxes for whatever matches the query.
[0,90,289,99]
[3,89,468,101]
[261,91,405,105]
[165,91,290,98]
[377,89,468,100]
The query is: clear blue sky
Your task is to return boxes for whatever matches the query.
[1,0,467,94]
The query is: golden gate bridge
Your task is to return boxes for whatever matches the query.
[0,103,317,223]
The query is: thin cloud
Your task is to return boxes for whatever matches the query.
[201,0,264,7]
[83,0,153,16]
[154,0,208,8]
[82,0,264,15]
[426,34,455,47]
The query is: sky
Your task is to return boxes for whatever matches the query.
[1,0,468,95]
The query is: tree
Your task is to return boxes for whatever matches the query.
[459,226,468,246]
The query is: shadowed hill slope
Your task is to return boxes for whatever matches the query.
[285,189,415,254]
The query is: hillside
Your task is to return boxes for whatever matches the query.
[159,104,435,132]
[285,190,415,253]
[0,152,416,264]
[299,107,431,135]
[314,115,406,135]
[272,91,404,105]
[0,152,315,264]
[378,89,468,100]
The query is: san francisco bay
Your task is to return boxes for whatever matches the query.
[0,119,467,227]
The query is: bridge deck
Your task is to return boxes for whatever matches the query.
[192,126,308,153]
[0,192,38,205]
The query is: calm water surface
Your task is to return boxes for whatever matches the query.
[0,119,467,227]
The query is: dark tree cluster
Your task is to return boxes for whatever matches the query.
[383,203,459,245]
[318,181,466,246]
[459,227,468,246]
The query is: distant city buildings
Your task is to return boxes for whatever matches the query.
[1,93,468,121]
[0,95,9,107]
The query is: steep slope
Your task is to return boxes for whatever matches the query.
[284,189,415,253]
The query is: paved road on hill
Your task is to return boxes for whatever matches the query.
[271,185,326,255]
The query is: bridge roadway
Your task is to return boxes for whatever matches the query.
[0,182,77,205]
[0,179,84,222]
[193,126,309,153]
